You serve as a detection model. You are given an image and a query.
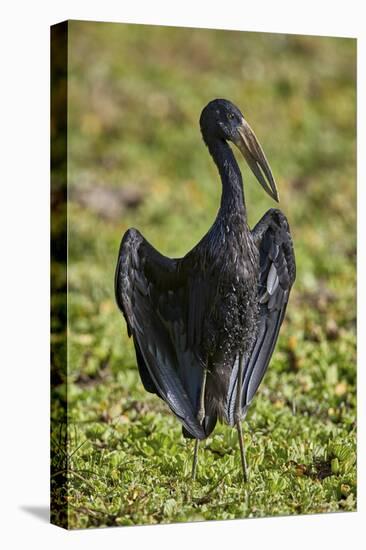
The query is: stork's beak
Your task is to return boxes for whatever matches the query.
[234,117,279,202]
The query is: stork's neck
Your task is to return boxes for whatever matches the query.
[206,137,247,221]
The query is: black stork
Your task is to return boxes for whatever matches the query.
[115,99,296,482]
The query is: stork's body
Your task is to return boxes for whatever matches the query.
[115,99,296,481]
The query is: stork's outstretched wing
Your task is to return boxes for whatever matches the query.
[115,228,209,440]
[226,209,296,423]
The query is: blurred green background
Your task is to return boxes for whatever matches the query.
[51,21,356,528]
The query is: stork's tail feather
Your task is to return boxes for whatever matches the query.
[182,415,217,439]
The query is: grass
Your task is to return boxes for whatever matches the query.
[51,21,356,529]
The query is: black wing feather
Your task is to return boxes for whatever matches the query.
[243,208,295,406]
[227,209,296,421]
[115,228,207,440]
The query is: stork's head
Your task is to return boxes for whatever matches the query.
[200,99,279,202]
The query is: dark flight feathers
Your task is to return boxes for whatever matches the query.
[115,229,207,439]
[225,209,296,425]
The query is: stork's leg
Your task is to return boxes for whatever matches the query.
[191,439,200,481]
[236,417,249,483]
[192,368,207,480]
[235,355,249,483]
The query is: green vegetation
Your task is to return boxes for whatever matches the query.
[51,21,356,528]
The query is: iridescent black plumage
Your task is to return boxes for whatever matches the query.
[115,99,296,480]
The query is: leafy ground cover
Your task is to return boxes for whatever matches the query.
[51,21,356,528]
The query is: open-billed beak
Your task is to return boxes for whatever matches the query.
[234,117,279,202]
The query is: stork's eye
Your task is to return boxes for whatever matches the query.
[228,112,235,120]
